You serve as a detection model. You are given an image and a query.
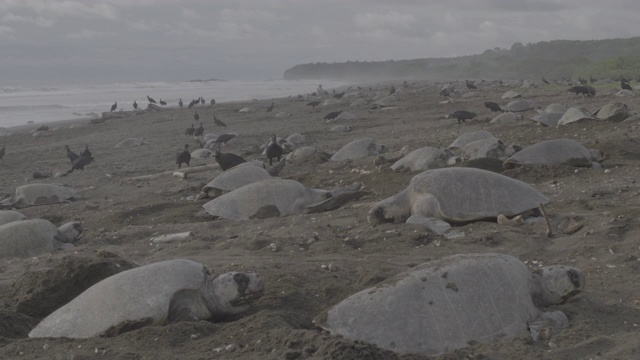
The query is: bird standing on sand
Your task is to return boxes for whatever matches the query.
[65,156,94,175]
[214,115,227,127]
[185,124,195,136]
[266,134,283,166]
[449,110,477,124]
[306,100,321,108]
[176,144,191,168]
[215,147,246,171]
[215,133,236,145]
[179,98,183,108]
[147,95,156,104]
[541,77,550,85]
[621,81,633,91]
[79,144,92,159]
[0,145,5,160]
[324,110,342,121]
[210,98,215,105]
[188,99,196,108]
[133,101,138,110]
[159,99,167,106]
[194,122,204,136]
[266,102,274,113]
[194,111,200,121]
[110,102,117,112]
[199,97,205,105]
[484,101,503,112]
[65,145,79,163]
[465,80,477,90]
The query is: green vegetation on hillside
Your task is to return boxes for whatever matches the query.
[283,37,640,82]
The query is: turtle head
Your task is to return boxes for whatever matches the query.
[56,221,83,243]
[533,265,585,306]
[367,193,410,226]
[205,271,264,317]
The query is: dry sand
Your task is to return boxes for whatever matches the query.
[0,82,639,359]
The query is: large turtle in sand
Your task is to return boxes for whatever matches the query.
[29,259,264,338]
[448,130,496,149]
[390,147,458,172]
[200,164,273,199]
[203,179,366,220]
[0,219,82,260]
[316,253,584,357]
[557,107,595,126]
[0,210,25,226]
[503,99,538,112]
[503,139,602,169]
[330,137,385,161]
[114,137,147,149]
[368,168,548,225]
[0,183,78,209]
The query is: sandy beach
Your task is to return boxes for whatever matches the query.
[0,80,639,360]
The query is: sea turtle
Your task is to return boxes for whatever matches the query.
[28,259,264,338]
[0,219,82,260]
[545,103,568,113]
[0,210,26,226]
[461,138,514,161]
[448,130,496,149]
[490,112,520,124]
[530,112,564,127]
[200,164,272,199]
[203,179,365,220]
[191,148,214,159]
[593,102,630,122]
[501,90,521,99]
[286,133,306,145]
[0,183,78,209]
[557,107,595,126]
[317,253,584,357]
[350,99,367,107]
[286,146,317,162]
[330,138,385,161]
[367,168,548,225]
[114,138,147,149]
[334,112,357,121]
[503,99,538,112]
[329,125,352,133]
[390,147,458,172]
[503,139,602,169]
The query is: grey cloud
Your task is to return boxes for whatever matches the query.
[0,0,637,82]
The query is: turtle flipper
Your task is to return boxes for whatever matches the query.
[528,310,569,341]
[306,191,368,214]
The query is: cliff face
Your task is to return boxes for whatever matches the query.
[283,37,640,81]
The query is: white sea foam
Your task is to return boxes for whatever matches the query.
[0,79,348,127]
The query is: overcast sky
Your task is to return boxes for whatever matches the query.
[0,0,638,84]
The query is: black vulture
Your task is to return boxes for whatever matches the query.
[133,100,138,109]
[266,101,274,113]
[147,95,156,104]
[65,145,79,163]
[449,110,477,124]
[621,81,633,91]
[266,134,283,166]
[110,102,117,112]
[323,110,342,121]
[194,111,200,121]
[179,98,184,107]
[306,100,321,108]
[194,123,204,136]
[159,99,167,106]
[79,144,91,159]
[215,147,246,171]
[484,102,503,112]
[176,144,191,168]
[185,124,195,136]
[214,115,227,127]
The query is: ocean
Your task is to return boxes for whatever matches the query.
[0,79,349,128]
